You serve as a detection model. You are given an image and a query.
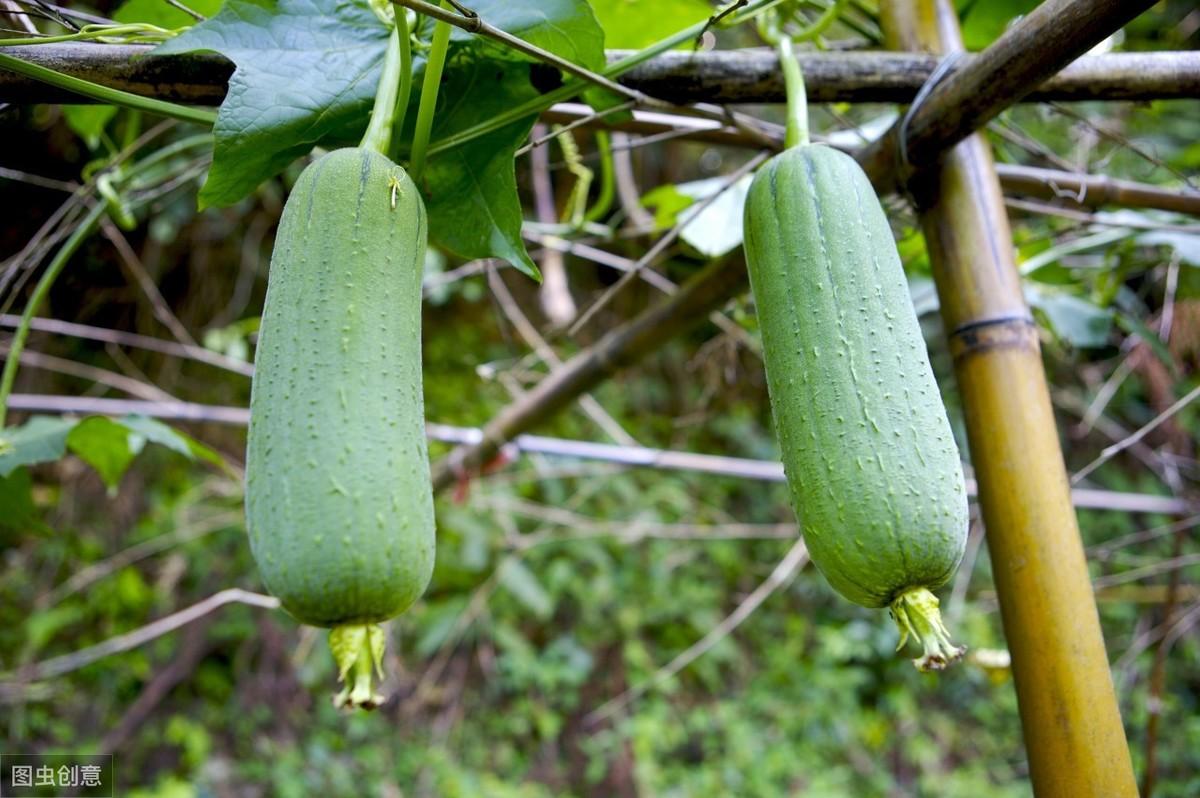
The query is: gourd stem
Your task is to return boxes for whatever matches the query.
[778,35,809,149]
[0,202,108,430]
[408,3,453,182]
[360,25,404,156]
[389,10,414,161]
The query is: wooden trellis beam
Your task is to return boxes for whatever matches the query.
[880,0,1138,794]
[0,42,1197,106]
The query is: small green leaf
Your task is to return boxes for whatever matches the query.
[0,416,78,477]
[641,183,694,229]
[24,604,85,655]
[66,416,138,491]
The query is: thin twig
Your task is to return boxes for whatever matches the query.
[567,151,768,336]
[1072,383,1200,484]
[3,589,279,683]
[1092,553,1200,591]
[100,218,198,347]
[1,345,176,402]
[40,510,242,607]
[1005,198,1200,233]
[0,314,253,376]
[527,125,576,327]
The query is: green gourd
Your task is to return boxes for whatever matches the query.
[743,143,969,670]
[245,147,435,706]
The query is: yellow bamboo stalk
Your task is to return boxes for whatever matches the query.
[879,1,1138,795]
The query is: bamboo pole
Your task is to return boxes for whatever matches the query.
[2,43,1197,106]
[879,1,1138,795]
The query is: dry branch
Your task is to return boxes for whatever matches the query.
[1,43,1197,106]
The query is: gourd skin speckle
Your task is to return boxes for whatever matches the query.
[246,148,435,628]
[743,144,968,610]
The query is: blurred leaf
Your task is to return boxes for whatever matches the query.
[498,558,554,619]
[0,415,77,477]
[66,416,138,491]
[24,604,85,654]
[62,105,117,149]
[641,183,693,229]
[1026,286,1113,348]
[1113,312,1178,378]
[414,597,470,657]
[119,415,227,470]
[909,275,940,317]
[0,466,39,536]
[1019,227,1134,279]
[959,0,1040,50]
[1138,229,1200,266]
[643,175,753,259]
[115,0,223,28]
[589,0,712,48]
[823,114,897,149]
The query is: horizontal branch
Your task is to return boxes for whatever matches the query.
[6,392,1192,517]
[1,43,1196,106]
[993,163,1200,217]
[539,104,1200,217]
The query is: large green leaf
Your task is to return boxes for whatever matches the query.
[158,0,603,276]
[421,60,542,279]
[589,0,712,48]
[155,0,391,209]
[453,0,605,69]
